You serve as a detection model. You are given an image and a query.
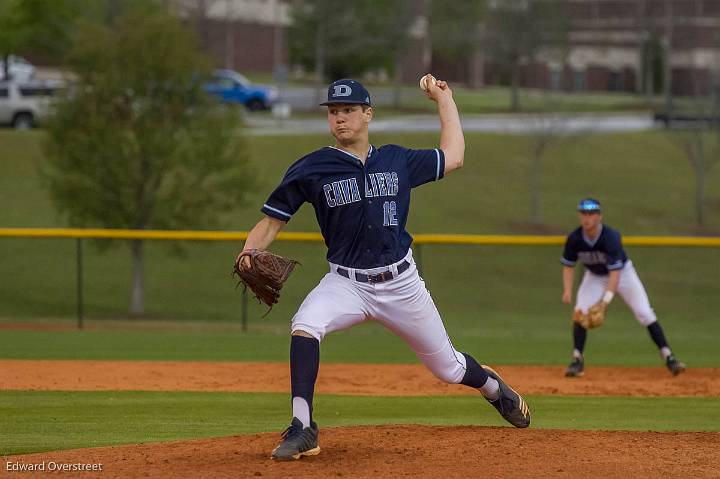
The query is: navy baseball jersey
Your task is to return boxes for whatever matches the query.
[261,145,445,269]
[560,224,628,275]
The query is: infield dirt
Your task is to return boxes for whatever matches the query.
[1,359,718,397]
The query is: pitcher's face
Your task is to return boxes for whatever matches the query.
[327,104,372,142]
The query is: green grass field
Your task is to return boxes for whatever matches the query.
[0,308,716,367]
[242,72,662,114]
[400,85,654,113]
[2,391,718,455]
[1,129,719,456]
[1,129,718,326]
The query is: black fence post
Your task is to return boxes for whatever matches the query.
[76,238,84,330]
[415,243,423,276]
[241,288,248,332]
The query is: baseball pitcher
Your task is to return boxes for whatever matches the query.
[236,77,530,461]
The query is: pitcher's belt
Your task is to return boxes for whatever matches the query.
[337,260,410,283]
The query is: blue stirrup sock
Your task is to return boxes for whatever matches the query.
[460,352,499,399]
[573,322,587,355]
[647,322,672,359]
[290,335,320,428]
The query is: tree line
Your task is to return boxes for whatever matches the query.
[1,0,254,316]
[288,0,568,112]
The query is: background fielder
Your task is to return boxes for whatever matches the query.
[561,198,686,377]
[238,77,530,461]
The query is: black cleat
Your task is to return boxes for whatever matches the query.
[482,365,531,428]
[270,417,320,461]
[565,357,585,377]
[666,355,686,376]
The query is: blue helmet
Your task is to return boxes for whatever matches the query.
[577,198,601,213]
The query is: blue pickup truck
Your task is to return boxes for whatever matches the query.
[204,69,278,111]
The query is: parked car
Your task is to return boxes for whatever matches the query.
[204,69,278,111]
[0,55,36,82]
[0,79,62,128]
[653,111,720,128]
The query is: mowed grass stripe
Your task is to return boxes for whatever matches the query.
[1,391,719,455]
[0,326,718,367]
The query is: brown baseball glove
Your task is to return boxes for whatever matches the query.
[572,300,607,329]
[232,249,299,316]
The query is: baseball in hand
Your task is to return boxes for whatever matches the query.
[419,74,437,92]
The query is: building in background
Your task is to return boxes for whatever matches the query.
[175,0,289,75]
[455,0,720,96]
[178,0,720,96]
[521,0,720,95]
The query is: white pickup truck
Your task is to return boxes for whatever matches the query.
[0,80,62,128]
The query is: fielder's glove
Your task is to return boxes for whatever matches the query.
[232,249,299,316]
[573,300,607,329]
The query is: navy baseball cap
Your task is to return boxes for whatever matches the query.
[577,198,602,213]
[319,79,372,106]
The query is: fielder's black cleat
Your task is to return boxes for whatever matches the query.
[565,357,585,377]
[482,365,531,428]
[666,355,686,376]
[270,417,320,460]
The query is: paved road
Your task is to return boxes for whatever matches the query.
[246,113,656,136]
[256,85,656,135]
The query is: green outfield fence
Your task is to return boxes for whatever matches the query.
[2,228,719,330]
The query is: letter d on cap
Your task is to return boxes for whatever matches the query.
[332,85,352,97]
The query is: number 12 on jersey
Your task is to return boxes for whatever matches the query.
[383,201,398,226]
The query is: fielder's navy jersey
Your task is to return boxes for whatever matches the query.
[560,224,628,275]
[261,145,445,269]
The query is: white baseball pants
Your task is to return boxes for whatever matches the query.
[575,260,657,326]
[291,249,469,384]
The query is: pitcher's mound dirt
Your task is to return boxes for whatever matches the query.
[5,426,719,479]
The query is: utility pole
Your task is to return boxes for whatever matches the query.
[224,0,235,69]
[663,0,674,125]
